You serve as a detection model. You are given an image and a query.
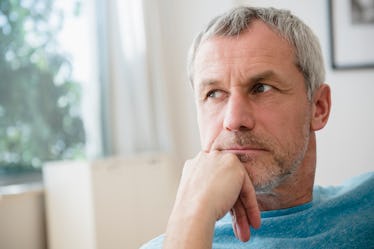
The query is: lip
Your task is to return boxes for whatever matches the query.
[219,148,267,154]
[219,148,267,163]
[221,148,267,157]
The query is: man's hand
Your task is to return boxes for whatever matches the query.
[163,151,261,249]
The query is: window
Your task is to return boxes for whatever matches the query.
[0,0,101,183]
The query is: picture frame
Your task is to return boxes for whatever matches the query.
[328,0,374,69]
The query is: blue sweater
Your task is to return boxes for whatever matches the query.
[141,172,374,249]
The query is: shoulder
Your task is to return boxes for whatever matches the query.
[315,171,374,201]
[314,172,374,198]
[311,172,374,247]
[139,234,165,249]
[313,171,374,216]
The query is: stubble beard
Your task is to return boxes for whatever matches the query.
[213,125,311,195]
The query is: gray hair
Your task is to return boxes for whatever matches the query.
[187,6,325,99]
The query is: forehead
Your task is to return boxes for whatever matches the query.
[193,21,298,86]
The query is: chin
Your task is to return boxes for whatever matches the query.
[250,169,293,195]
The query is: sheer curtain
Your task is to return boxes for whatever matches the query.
[101,0,171,155]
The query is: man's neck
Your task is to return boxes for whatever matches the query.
[256,187,313,211]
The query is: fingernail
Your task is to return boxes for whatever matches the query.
[234,222,238,239]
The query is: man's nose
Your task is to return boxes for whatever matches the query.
[223,94,255,132]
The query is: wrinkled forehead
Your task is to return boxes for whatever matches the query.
[192,21,298,85]
[190,20,298,87]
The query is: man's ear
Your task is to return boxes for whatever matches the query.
[311,84,331,131]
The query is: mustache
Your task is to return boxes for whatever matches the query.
[213,131,272,151]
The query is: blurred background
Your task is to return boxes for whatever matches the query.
[0,0,373,248]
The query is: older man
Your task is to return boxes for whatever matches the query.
[142,6,373,249]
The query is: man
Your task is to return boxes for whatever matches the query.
[142,6,373,248]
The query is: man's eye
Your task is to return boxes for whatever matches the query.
[252,83,272,94]
[206,90,223,99]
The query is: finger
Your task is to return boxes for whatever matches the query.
[202,139,215,153]
[240,174,261,229]
[202,127,222,153]
[232,199,250,242]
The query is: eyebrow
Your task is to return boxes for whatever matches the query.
[248,70,282,83]
[197,79,219,90]
[197,69,282,92]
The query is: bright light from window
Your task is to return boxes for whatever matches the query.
[0,0,102,173]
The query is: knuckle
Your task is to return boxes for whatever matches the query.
[222,152,237,163]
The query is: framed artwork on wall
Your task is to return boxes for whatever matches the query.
[329,0,374,69]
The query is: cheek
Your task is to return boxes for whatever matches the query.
[284,110,311,149]
[258,103,311,145]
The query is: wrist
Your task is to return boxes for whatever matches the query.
[164,201,216,249]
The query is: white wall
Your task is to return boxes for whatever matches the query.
[157,0,374,185]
